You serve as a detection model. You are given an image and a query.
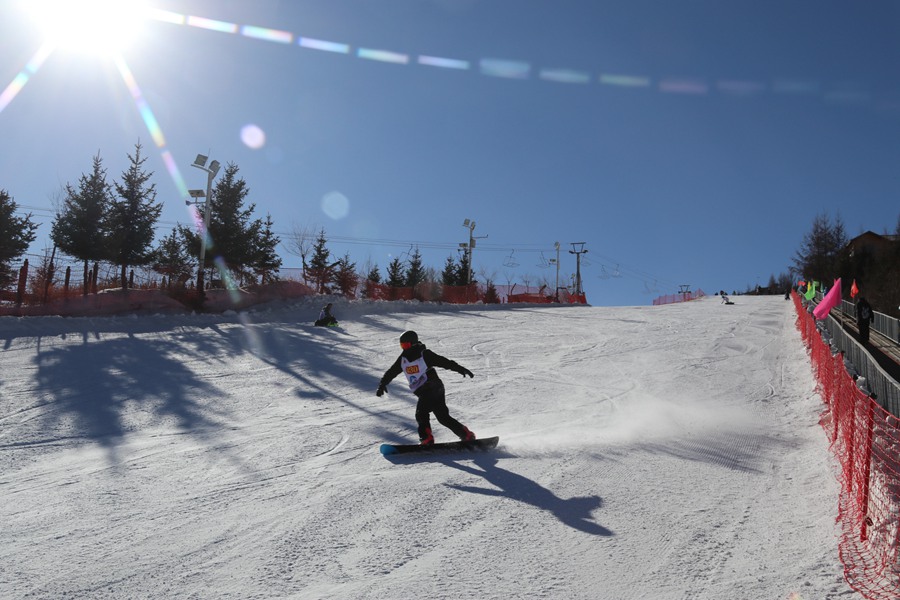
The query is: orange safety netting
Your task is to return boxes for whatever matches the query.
[360,282,587,305]
[794,293,900,599]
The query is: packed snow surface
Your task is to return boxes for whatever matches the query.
[0,296,859,599]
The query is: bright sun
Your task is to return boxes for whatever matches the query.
[23,0,148,57]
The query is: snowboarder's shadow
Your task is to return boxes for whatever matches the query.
[443,454,614,537]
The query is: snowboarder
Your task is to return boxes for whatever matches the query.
[376,330,476,446]
[856,297,874,345]
[314,302,338,327]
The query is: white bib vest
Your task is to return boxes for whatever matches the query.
[401,355,429,392]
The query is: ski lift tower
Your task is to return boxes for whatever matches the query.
[569,242,588,296]
[679,284,692,301]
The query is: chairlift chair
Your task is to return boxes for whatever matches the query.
[503,250,519,269]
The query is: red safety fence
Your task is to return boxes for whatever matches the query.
[794,293,900,599]
[652,289,707,306]
[361,282,587,305]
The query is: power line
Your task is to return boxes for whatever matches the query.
[15,203,677,289]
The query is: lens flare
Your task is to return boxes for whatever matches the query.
[0,43,54,115]
[480,58,531,79]
[357,48,409,64]
[187,16,237,34]
[213,256,243,304]
[659,79,709,95]
[138,6,868,113]
[241,25,292,44]
[299,37,350,54]
[600,74,651,87]
[241,124,266,149]
[540,68,591,84]
[24,0,149,57]
[322,191,350,220]
[418,55,469,70]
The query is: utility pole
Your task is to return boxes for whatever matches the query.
[569,242,588,296]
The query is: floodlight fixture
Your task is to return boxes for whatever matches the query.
[188,189,206,198]
[208,160,221,177]
[569,241,587,255]
[463,218,470,227]
[193,154,208,168]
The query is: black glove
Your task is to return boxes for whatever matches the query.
[376,383,388,397]
[460,367,474,378]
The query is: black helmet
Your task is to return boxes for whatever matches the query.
[399,330,418,345]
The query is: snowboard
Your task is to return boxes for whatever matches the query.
[380,436,499,456]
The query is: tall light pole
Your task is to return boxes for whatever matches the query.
[461,219,476,285]
[569,242,588,296]
[189,154,220,304]
[461,218,488,287]
[550,241,561,301]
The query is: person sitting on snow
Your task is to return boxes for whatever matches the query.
[314,302,339,327]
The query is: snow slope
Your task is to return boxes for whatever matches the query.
[0,296,859,599]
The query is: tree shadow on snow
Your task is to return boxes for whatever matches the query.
[30,336,229,464]
[441,453,614,537]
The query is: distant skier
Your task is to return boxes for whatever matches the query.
[376,330,476,446]
[314,302,338,327]
[856,297,874,345]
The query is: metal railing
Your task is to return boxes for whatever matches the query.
[804,297,900,417]
[839,299,900,344]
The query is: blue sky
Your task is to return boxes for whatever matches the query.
[2,0,899,306]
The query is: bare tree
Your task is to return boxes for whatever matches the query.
[287,221,318,286]
[478,266,498,288]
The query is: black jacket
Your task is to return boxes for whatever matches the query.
[856,300,873,324]
[379,342,469,396]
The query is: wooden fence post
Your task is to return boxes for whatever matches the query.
[15,259,28,306]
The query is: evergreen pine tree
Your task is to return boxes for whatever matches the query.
[405,246,425,289]
[484,279,500,304]
[151,228,194,288]
[441,255,459,286]
[457,252,472,286]
[51,152,114,294]
[109,142,162,288]
[0,189,39,288]
[253,213,282,284]
[386,257,406,287]
[362,263,381,299]
[334,253,358,297]
[792,212,847,284]
[308,229,333,294]
[208,163,258,285]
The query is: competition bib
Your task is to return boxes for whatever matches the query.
[401,355,429,392]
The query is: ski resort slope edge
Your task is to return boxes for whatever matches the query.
[0,296,857,599]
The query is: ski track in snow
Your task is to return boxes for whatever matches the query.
[0,297,860,599]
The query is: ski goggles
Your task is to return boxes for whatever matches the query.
[400,341,413,350]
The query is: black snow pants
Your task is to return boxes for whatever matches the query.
[415,380,466,440]
[859,320,871,345]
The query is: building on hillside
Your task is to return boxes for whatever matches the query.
[845,230,897,258]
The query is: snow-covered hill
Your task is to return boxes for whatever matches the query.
[0,296,858,599]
